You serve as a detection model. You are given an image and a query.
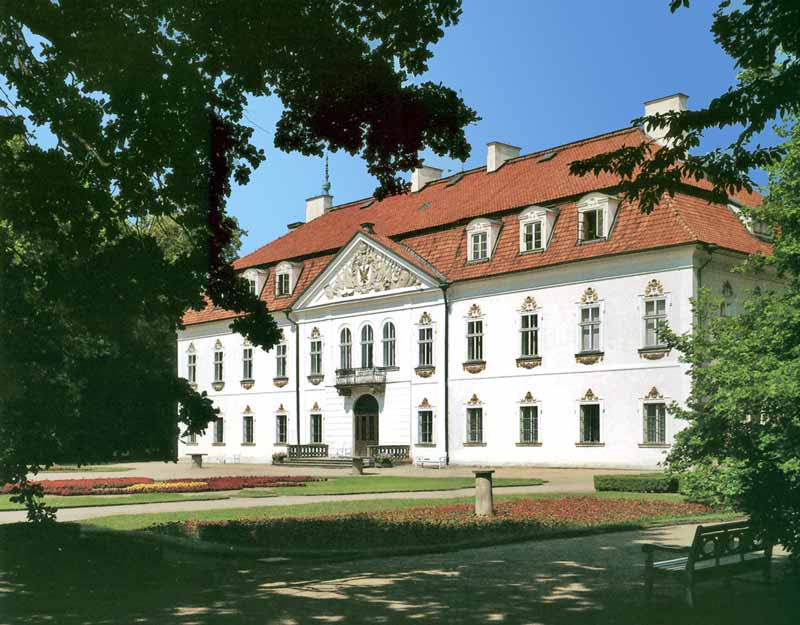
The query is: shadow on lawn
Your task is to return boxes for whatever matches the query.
[1,524,797,625]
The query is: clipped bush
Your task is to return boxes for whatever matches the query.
[375,454,394,468]
[593,473,678,493]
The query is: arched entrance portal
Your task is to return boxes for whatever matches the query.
[353,394,379,457]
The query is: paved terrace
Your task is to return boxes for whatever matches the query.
[0,463,648,524]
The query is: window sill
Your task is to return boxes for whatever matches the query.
[466,257,490,265]
[463,442,487,447]
[183,442,199,446]
[211,381,225,391]
[212,442,226,447]
[516,442,543,447]
[638,347,670,360]
[241,442,256,447]
[273,376,289,388]
[575,351,603,365]
[463,360,486,374]
[638,443,671,448]
[240,379,255,390]
[382,366,400,372]
[577,236,607,246]
[415,366,436,378]
[274,442,288,447]
[516,356,542,369]
[415,443,437,448]
[518,247,545,256]
[307,374,324,386]
[575,442,605,447]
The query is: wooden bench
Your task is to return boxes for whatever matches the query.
[642,520,773,607]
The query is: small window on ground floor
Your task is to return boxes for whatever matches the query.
[418,410,433,444]
[579,404,601,443]
[310,413,323,444]
[466,407,483,443]
[644,402,666,444]
[214,417,224,444]
[519,405,539,443]
[242,415,254,444]
[276,414,287,444]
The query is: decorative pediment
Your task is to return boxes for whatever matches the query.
[419,398,431,408]
[644,279,664,297]
[243,405,253,415]
[311,327,321,338]
[520,391,536,403]
[467,304,482,318]
[311,402,320,412]
[214,339,223,349]
[520,296,538,312]
[323,241,421,299]
[645,387,663,400]
[187,342,196,354]
[581,388,599,401]
[419,311,432,325]
[467,393,481,406]
[581,288,599,304]
[276,403,286,413]
[242,338,252,347]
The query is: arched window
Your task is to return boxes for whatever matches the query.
[361,325,374,368]
[382,322,396,367]
[340,328,352,370]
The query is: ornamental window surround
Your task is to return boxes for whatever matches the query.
[579,304,601,352]
[242,268,266,296]
[466,406,484,444]
[213,343,224,383]
[520,405,540,444]
[518,205,557,253]
[520,311,539,357]
[643,402,667,445]
[577,389,603,445]
[643,297,667,347]
[577,193,619,243]
[274,261,301,296]
[360,324,374,368]
[309,332,323,376]
[466,318,484,362]
[339,327,352,370]
[382,321,396,367]
[417,314,434,369]
[186,343,197,384]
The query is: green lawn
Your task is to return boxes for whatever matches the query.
[238,475,544,498]
[0,492,229,511]
[82,491,729,532]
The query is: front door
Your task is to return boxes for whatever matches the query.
[353,394,379,457]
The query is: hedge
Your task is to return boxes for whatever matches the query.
[593,473,679,493]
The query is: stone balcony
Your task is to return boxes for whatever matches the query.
[335,367,387,395]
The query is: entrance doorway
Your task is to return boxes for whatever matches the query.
[353,394,379,457]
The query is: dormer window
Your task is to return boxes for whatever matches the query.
[275,261,301,296]
[519,205,557,253]
[728,203,773,240]
[242,268,266,296]
[466,218,501,262]
[577,193,619,243]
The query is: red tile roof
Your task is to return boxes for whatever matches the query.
[183,126,770,326]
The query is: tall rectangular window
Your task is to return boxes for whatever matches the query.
[310,413,323,444]
[466,407,483,443]
[520,405,539,443]
[523,220,543,251]
[644,403,666,444]
[520,313,539,357]
[382,323,396,367]
[213,417,224,444]
[471,232,488,260]
[187,354,197,384]
[418,410,433,444]
[276,343,287,378]
[242,415,254,444]
[580,305,601,352]
[467,320,483,361]
[242,347,253,380]
[310,340,322,375]
[579,404,601,443]
[418,327,433,367]
[185,429,197,445]
[277,273,290,296]
[248,278,258,295]
[361,325,374,368]
[643,297,667,347]
[213,350,224,382]
[275,414,287,444]
[580,208,604,241]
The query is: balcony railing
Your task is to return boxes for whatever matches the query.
[335,367,387,395]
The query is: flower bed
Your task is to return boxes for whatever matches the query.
[3,475,322,496]
[151,496,714,552]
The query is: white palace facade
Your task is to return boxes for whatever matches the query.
[178,94,776,469]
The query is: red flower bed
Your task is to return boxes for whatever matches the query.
[3,475,322,496]
[152,496,716,552]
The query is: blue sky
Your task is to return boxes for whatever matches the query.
[232,1,778,256]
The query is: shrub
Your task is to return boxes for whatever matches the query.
[593,473,678,493]
[272,452,287,464]
[677,464,743,507]
[374,454,394,468]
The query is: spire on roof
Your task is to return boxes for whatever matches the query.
[322,153,331,195]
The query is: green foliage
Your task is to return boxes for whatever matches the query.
[677,464,746,508]
[570,1,799,212]
[0,3,477,519]
[593,473,679,494]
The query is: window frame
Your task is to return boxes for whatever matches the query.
[643,401,667,445]
[520,312,539,358]
[466,319,484,362]
[360,324,374,369]
[417,409,434,445]
[519,404,541,444]
[310,338,323,375]
[213,348,224,383]
[275,343,287,378]
[275,413,288,444]
[242,347,253,380]
[276,272,290,296]
[578,303,602,353]
[521,219,544,252]
[470,231,489,261]
[465,406,484,444]
[382,321,396,367]
[578,402,602,444]
[242,414,254,444]
[213,416,225,445]
[418,325,434,367]
[642,295,668,348]
[187,353,197,384]
[339,327,352,370]
[310,413,323,444]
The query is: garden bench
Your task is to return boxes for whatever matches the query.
[186,452,207,468]
[414,455,446,469]
[642,520,772,607]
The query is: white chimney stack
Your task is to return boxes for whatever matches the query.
[486,141,521,173]
[306,193,333,222]
[410,164,443,192]
[643,93,689,147]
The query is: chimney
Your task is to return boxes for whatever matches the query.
[486,141,521,173]
[643,93,689,146]
[305,193,332,222]
[411,164,443,192]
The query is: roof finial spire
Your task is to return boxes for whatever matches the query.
[322,153,331,195]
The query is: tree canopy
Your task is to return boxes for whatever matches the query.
[0,2,477,518]
[570,0,799,213]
